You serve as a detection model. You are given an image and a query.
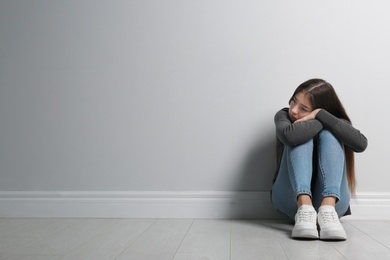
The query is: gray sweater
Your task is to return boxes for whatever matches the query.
[274,107,368,183]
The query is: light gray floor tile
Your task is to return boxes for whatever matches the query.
[347,220,390,249]
[16,219,116,256]
[117,219,194,260]
[0,255,62,260]
[329,221,390,259]
[173,219,231,260]
[268,220,345,260]
[0,219,82,255]
[231,220,288,260]
[62,219,156,260]
[1,218,390,259]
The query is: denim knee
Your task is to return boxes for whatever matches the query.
[318,129,339,142]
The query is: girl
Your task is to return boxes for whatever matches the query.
[271,79,367,240]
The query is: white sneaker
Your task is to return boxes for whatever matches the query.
[318,205,347,240]
[292,205,319,239]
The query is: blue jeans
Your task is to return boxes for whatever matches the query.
[271,130,350,222]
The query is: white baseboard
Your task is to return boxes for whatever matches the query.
[0,191,389,220]
[347,192,390,220]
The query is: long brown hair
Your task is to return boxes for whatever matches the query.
[290,79,356,195]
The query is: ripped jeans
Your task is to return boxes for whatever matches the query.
[271,130,350,222]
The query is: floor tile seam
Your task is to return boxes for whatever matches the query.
[171,219,195,260]
[346,221,390,250]
[266,220,290,260]
[229,219,232,260]
[113,218,159,259]
[328,239,348,260]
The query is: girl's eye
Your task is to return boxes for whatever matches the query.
[301,107,308,112]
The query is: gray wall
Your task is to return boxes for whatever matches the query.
[0,1,388,193]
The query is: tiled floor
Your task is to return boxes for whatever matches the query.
[0,218,389,259]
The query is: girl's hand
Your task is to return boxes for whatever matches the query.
[294,108,322,123]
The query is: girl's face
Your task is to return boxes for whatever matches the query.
[289,91,313,122]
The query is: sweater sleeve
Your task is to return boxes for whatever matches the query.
[315,109,368,152]
[274,108,323,146]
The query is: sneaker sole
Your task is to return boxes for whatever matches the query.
[320,229,347,240]
[292,228,319,239]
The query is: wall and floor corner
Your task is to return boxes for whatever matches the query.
[0,1,389,219]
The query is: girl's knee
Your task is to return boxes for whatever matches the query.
[319,129,340,143]
[319,129,334,138]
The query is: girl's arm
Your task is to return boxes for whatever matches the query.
[315,109,368,152]
[274,108,323,146]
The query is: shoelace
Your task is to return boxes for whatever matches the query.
[319,211,340,224]
[297,210,316,223]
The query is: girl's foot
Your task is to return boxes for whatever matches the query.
[318,205,347,240]
[292,205,319,239]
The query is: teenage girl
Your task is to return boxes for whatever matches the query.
[271,78,367,240]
